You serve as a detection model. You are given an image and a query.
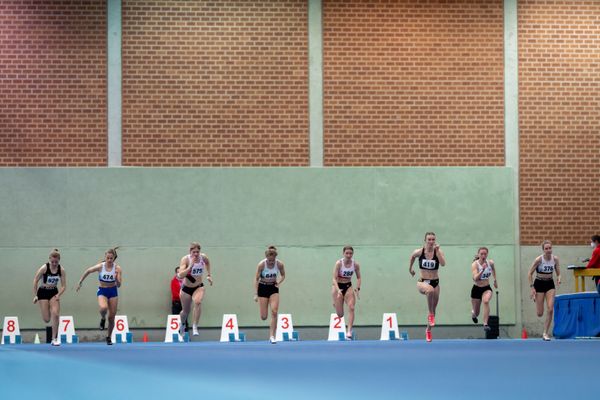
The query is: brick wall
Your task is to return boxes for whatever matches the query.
[2,1,598,245]
[519,0,600,245]
[323,0,505,166]
[0,0,107,166]
[122,1,308,166]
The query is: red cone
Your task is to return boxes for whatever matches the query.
[521,328,528,339]
[142,332,149,342]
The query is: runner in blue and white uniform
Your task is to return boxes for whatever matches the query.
[76,248,122,345]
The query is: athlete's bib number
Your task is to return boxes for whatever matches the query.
[191,267,203,275]
[47,276,59,285]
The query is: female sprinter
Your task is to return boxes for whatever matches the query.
[470,247,498,331]
[528,240,561,341]
[32,249,67,346]
[76,248,122,345]
[332,246,361,340]
[177,242,213,336]
[409,232,446,342]
[254,246,286,344]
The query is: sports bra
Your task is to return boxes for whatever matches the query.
[419,248,439,270]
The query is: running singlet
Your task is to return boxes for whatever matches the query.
[42,263,61,287]
[99,262,117,283]
[187,255,205,277]
[419,248,439,270]
[338,259,355,279]
[260,259,280,283]
[537,255,555,274]
[477,260,492,280]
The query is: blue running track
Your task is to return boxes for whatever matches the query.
[1,339,597,399]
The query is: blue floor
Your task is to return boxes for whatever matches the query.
[1,339,597,399]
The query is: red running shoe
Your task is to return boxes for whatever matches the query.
[426,330,432,342]
[427,314,435,327]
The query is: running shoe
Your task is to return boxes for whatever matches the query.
[346,330,353,340]
[106,336,113,346]
[542,333,551,341]
[425,330,432,342]
[192,326,199,336]
[471,311,478,324]
[483,324,491,332]
[427,314,435,327]
[269,336,276,344]
[99,317,106,330]
[51,338,61,347]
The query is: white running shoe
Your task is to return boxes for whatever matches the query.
[51,338,61,347]
[542,333,551,341]
[192,326,199,336]
[269,336,276,344]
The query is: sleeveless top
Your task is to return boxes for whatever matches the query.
[419,248,439,270]
[41,263,62,288]
[260,259,280,284]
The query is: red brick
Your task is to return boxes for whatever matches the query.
[0,0,107,166]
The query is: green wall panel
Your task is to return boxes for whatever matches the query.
[0,168,516,328]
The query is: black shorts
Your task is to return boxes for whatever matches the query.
[471,285,492,300]
[257,282,279,298]
[534,278,555,293]
[181,283,204,297]
[418,278,439,288]
[36,287,58,301]
[337,282,352,296]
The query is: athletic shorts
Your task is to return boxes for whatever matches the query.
[37,287,58,301]
[418,278,439,288]
[181,283,204,297]
[257,282,279,298]
[533,278,555,293]
[337,281,352,296]
[97,286,118,299]
[470,285,492,300]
